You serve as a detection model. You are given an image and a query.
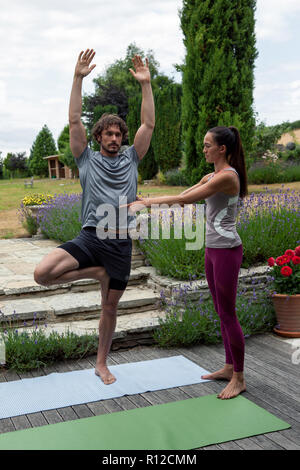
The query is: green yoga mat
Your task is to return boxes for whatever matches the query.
[0,395,290,450]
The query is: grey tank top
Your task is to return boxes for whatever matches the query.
[205,167,242,248]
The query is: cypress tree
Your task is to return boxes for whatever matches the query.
[127,93,158,180]
[180,0,258,182]
[152,83,182,173]
[29,125,57,177]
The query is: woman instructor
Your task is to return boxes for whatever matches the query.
[127,126,247,400]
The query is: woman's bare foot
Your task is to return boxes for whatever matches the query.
[201,364,233,381]
[217,373,246,399]
[95,365,116,385]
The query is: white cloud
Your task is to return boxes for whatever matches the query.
[256,0,300,41]
[0,0,300,155]
[0,0,183,156]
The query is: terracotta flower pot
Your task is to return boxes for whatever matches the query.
[272,294,300,338]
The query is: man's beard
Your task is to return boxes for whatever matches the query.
[101,142,121,155]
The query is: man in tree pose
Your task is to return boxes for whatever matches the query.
[34,49,155,384]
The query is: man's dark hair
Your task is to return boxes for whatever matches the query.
[92,113,128,143]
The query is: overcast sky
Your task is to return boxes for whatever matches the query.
[0,0,300,157]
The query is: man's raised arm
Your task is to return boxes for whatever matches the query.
[130,56,155,160]
[69,49,96,158]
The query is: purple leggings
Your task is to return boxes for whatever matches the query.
[205,245,244,372]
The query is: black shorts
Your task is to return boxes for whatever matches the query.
[58,227,132,291]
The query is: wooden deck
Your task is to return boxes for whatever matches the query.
[0,333,299,450]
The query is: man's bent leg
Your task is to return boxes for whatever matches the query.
[34,248,107,286]
[95,287,125,385]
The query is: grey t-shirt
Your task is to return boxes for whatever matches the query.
[75,145,139,230]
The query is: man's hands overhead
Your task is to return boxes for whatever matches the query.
[75,49,96,78]
[129,55,151,84]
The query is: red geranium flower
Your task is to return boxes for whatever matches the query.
[280,266,293,277]
[275,256,284,266]
[295,246,300,257]
[285,249,295,257]
[276,255,291,266]
[268,257,275,267]
[292,256,300,265]
[281,254,292,264]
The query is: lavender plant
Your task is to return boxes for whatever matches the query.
[154,279,276,348]
[37,192,82,242]
[1,327,98,371]
[139,188,300,279]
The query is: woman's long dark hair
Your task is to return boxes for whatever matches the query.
[208,126,248,198]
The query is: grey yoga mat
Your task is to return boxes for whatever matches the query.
[0,355,211,419]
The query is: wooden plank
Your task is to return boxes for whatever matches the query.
[11,415,31,431]
[72,404,94,419]
[111,396,138,412]
[42,409,64,425]
[86,401,110,416]
[249,333,297,357]
[100,399,124,414]
[26,412,48,428]
[243,389,300,449]
[245,339,300,382]
[124,393,154,409]
[0,418,15,434]
[190,342,300,411]
[56,406,78,422]
[250,434,286,450]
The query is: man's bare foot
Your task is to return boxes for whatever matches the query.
[95,366,116,385]
[217,375,246,400]
[201,365,233,381]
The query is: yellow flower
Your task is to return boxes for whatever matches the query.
[22,193,54,206]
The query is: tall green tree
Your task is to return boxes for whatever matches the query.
[56,125,77,173]
[127,93,158,180]
[83,43,183,179]
[180,0,258,181]
[4,152,28,178]
[0,152,3,179]
[82,43,159,138]
[152,82,182,173]
[29,125,57,177]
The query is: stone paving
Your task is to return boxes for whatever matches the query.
[0,237,166,344]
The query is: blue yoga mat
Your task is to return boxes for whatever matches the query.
[0,355,211,419]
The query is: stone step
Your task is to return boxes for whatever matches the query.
[15,309,167,347]
[0,268,149,299]
[0,286,160,325]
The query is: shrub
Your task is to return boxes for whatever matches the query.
[19,194,55,236]
[164,168,190,186]
[37,193,82,242]
[154,282,276,348]
[138,188,300,279]
[1,327,98,372]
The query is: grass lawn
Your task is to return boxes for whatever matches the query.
[0,177,299,238]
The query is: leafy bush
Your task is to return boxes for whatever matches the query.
[247,162,300,184]
[37,193,82,242]
[154,283,276,347]
[164,168,190,186]
[138,188,300,278]
[1,327,98,372]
